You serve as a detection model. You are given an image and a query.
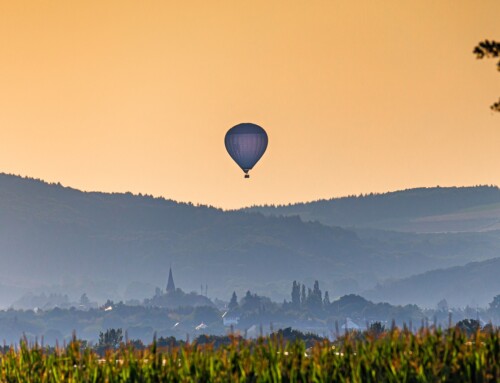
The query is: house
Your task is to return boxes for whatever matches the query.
[340,318,361,331]
[222,311,240,326]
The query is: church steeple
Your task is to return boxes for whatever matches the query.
[166,266,175,293]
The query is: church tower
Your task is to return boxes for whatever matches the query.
[166,266,176,293]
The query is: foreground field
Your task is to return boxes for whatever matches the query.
[0,328,498,382]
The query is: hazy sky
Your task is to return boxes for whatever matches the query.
[1,1,500,208]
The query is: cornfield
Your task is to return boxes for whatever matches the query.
[0,328,498,382]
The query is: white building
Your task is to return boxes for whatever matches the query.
[222,311,240,326]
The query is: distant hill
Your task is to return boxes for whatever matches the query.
[0,173,362,306]
[243,186,500,232]
[0,174,499,308]
[364,257,500,308]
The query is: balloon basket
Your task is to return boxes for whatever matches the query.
[244,174,250,179]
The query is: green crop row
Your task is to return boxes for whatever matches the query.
[0,328,498,382]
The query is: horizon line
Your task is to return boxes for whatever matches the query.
[1,171,498,211]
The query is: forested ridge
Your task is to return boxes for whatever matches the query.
[0,173,498,308]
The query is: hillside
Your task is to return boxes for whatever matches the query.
[0,174,498,308]
[0,174,364,306]
[244,186,500,232]
[364,257,500,308]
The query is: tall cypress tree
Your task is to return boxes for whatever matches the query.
[313,281,322,303]
[291,281,301,308]
[228,291,238,310]
[301,284,306,307]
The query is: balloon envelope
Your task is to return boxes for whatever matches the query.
[225,123,268,176]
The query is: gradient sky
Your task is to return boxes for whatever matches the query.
[1,1,500,209]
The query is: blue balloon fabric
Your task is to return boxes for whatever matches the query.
[225,123,268,177]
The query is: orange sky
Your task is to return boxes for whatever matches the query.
[1,1,500,208]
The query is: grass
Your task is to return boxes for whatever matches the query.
[0,327,498,382]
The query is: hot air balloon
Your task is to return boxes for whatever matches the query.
[225,123,268,178]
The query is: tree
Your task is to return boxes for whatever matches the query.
[98,328,123,350]
[127,339,145,350]
[307,281,323,311]
[488,294,500,316]
[104,299,114,307]
[291,281,301,308]
[368,321,386,337]
[455,319,481,336]
[272,327,325,348]
[473,40,500,112]
[241,291,262,312]
[228,291,238,311]
[301,285,306,307]
[323,291,330,306]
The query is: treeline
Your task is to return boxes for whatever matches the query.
[2,280,498,346]
[226,281,500,331]
[245,185,500,227]
[289,280,330,311]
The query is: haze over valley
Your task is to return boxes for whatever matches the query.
[1,173,498,310]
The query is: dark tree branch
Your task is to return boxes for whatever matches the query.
[473,40,500,60]
[492,98,500,112]
[474,40,500,112]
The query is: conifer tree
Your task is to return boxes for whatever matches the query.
[228,291,238,310]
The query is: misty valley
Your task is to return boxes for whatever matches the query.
[0,173,498,347]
